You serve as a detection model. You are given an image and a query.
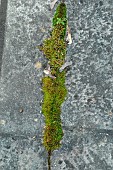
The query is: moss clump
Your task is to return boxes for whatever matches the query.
[39,2,67,152]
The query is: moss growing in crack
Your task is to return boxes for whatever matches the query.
[39,2,67,153]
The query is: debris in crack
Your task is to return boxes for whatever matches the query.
[50,0,58,10]
[59,61,72,72]
[66,24,72,44]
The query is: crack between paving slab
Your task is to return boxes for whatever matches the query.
[63,125,113,135]
[0,132,42,140]
[0,0,8,76]
[0,127,112,140]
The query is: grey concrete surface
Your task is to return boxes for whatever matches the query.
[0,0,113,169]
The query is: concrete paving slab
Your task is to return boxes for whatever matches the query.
[0,0,113,169]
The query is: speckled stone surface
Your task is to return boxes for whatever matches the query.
[0,0,113,169]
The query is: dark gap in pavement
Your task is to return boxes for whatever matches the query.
[0,132,43,139]
[0,0,8,76]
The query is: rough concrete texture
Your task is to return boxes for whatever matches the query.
[0,0,113,169]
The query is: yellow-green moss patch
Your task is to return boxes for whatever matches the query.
[39,2,67,168]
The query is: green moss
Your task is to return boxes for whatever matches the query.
[39,2,67,153]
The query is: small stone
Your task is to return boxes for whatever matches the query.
[34,118,38,122]
[0,119,6,125]
[19,108,24,113]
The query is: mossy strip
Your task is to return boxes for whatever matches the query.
[40,2,67,153]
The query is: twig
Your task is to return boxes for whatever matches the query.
[48,150,52,170]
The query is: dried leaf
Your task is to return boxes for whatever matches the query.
[108,111,112,116]
[50,0,58,10]
[66,24,72,44]
[59,61,72,72]
[44,70,56,79]
[40,27,46,33]
[49,74,56,79]
[44,69,50,75]
[44,64,56,79]
[34,62,42,69]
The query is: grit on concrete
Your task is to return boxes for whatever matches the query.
[0,0,113,169]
